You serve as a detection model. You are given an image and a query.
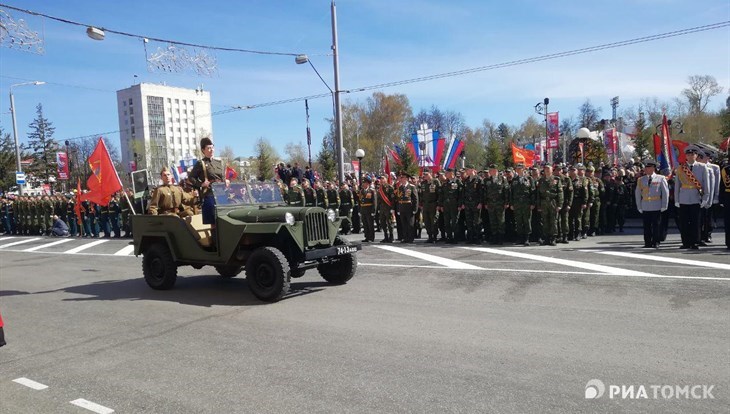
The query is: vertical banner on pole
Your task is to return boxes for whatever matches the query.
[547,112,560,149]
[56,152,69,180]
[604,128,617,166]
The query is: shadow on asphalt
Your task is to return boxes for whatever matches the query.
[0,290,31,297]
[31,277,331,307]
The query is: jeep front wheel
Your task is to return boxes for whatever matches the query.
[143,243,177,290]
[215,265,243,278]
[245,247,290,302]
[318,237,357,285]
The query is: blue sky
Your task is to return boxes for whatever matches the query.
[1,0,728,160]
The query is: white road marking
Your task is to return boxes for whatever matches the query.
[373,245,483,270]
[583,249,730,271]
[360,262,602,275]
[0,238,41,249]
[0,237,15,241]
[23,238,73,252]
[463,247,730,281]
[64,240,108,254]
[12,377,48,390]
[113,245,135,256]
[70,398,114,414]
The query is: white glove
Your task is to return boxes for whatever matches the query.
[660,208,667,212]
[675,202,680,208]
[637,209,643,214]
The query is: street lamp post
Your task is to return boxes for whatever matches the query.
[534,97,550,164]
[9,81,45,195]
[355,149,365,185]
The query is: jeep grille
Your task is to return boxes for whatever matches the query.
[304,211,329,246]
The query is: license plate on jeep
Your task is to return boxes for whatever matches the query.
[336,246,358,255]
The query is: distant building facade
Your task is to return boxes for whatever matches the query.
[116,83,212,175]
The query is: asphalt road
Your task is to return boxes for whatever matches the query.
[0,229,728,413]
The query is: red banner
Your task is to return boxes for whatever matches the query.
[578,142,584,161]
[56,152,69,180]
[511,142,535,166]
[604,128,618,166]
[80,138,123,206]
[351,160,360,179]
[547,112,559,149]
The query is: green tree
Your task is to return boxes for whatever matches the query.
[316,135,336,181]
[252,137,277,181]
[0,127,28,191]
[395,141,419,177]
[719,106,730,139]
[484,136,504,168]
[23,103,58,187]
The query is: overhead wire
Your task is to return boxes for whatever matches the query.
[0,2,318,57]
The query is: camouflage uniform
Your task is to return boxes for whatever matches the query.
[569,170,589,241]
[510,169,536,245]
[420,176,440,243]
[287,184,305,207]
[557,170,573,243]
[536,171,564,246]
[396,178,418,243]
[483,172,509,244]
[462,173,483,244]
[439,174,463,244]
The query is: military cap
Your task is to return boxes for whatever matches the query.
[569,165,577,171]
[505,167,514,173]
[515,162,525,168]
[562,167,570,173]
[446,168,454,173]
[684,144,700,154]
[488,164,498,169]
[362,176,372,183]
[576,163,586,170]
[644,159,657,167]
[465,164,475,169]
[529,166,537,171]
[586,165,595,172]
[423,169,431,174]
[200,137,213,149]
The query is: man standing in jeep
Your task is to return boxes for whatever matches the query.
[188,137,227,225]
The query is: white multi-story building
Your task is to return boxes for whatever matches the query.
[116,83,212,175]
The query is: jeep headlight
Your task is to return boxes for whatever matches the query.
[284,212,295,226]
[326,209,337,222]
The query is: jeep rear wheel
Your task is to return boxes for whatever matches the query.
[215,265,243,278]
[245,247,290,302]
[143,243,177,290]
[318,236,357,285]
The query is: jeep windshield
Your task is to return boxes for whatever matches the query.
[211,181,285,206]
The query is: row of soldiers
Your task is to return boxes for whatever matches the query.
[0,191,137,238]
[282,161,631,246]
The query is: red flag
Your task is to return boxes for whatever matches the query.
[388,148,401,164]
[384,155,391,184]
[511,142,535,166]
[75,179,83,227]
[672,140,690,165]
[225,166,238,180]
[80,138,122,206]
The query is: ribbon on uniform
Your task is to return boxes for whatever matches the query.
[678,164,704,196]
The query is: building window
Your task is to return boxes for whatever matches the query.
[175,99,179,104]
[131,126,136,135]
[123,110,127,116]
[129,107,134,115]
[130,117,134,124]
[184,128,188,132]
[177,127,181,132]
[167,98,171,103]
[129,98,133,105]
[176,118,180,123]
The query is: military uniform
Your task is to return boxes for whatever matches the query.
[635,165,669,248]
[420,177,440,243]
[66,197,78,237]
[439,175,462,244]
[148,184,184,215]
[483,172,508,244]
[510,170,535,245]
[569,170,589,241]
[376,181,395,242]
[462,173,483,244]
[396,178,418,243]
[108,196,121,237]
[557,171,573,243]
[287,185,305,207]
[303,185,316,207]
[720,160,730,249]
[589,172,604,236]
[614,178,628,232]
[359,182,377,242]
[674,146,711,249]
[188,156,225,225]
[315,185,328,208]
[338,186,354,234]
[326,186,340,212]
[536,172,564,246]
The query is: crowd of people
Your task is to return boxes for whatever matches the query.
[2,138,727,251]
[0,190,136,238]
[281,145,728,250]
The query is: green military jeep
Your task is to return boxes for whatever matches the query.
[132,181,361,302]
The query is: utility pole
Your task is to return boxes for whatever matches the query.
[331,0,345,182]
